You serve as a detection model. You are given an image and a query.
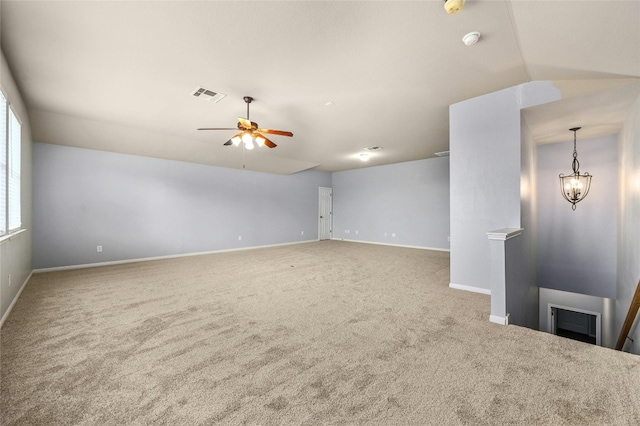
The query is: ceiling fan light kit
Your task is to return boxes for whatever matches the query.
[198,96,293,150]
[444,0,465,15]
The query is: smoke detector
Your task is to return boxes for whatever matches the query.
[462,31,481,46]
[444,0,465,15]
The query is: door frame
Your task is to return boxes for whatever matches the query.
[318,187,332,240]
[548,303,601,346]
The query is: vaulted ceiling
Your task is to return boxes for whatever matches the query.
[1,1,639,174]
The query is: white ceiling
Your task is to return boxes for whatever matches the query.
[1,1,639,174]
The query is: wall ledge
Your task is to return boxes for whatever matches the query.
[449,282,491,295]
[0,228,27,245]
[487,228,523,241]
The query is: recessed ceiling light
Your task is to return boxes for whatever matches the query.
[364,146,382,151]
[359,153,370,161]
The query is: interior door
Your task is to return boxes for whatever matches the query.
[318,187,332,240]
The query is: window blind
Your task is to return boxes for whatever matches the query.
[0,93,7,235]
[8,107,21,231]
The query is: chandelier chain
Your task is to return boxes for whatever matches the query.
[572,129,580,173]
[559,126,591,210]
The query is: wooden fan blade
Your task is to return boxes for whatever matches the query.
[223,140,232,146]
[257,128,293,137]
[255,133,277,148]
[198,127,237,131]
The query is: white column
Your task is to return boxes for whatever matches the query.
[487,228,523,325]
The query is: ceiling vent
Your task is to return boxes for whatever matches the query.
[191,87,226,103]
[364,146,382,151]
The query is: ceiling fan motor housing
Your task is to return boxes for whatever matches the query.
[444,0,465,15]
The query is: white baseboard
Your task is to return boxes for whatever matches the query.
[0,270,33,329]
[332,238,450,253]
[33,240,318,273]
[449,282,491,295]
[490,314,510,325]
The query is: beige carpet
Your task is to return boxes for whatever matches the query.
[1,241,639,425]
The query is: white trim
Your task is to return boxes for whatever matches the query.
[0,270,32,329]
[449,282,491,295]
[486,228,523,241]
[0,228,26,245]
[332,238,450,252]
[33,240,317,273]
[490,314,510,325]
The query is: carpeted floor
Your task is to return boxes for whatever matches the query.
[1,241,639,425]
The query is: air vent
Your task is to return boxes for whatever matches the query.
[435,151,450,157]
[191,87,226,103]
[364,146,382,151]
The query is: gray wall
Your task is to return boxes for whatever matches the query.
[331,157,449,250]
[512,120,539,329]
[0,50,33,323]
[33,143,331,269]
[449,81,561,293]
[616,94,640,354]
[537,135,618,299]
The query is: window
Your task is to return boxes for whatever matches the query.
[8,107,21,231]
[0,92,7,235]
[0,90,21,235]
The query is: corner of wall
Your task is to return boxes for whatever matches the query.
[0,47,34,326]
[616,92,640,354]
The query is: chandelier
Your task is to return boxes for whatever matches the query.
[559,127,592,210]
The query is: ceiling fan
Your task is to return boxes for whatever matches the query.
[198,96,293,150]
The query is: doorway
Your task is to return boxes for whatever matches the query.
[318,187,332,240]
[548,304,600,346]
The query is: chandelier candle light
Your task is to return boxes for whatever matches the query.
[559,127,592,210]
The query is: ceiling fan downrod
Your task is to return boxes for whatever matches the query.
[243,96,253,120]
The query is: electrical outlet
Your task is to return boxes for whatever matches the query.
[238,235,242,241]
[8,274,12,288]
[355,230,358,235]
[97,245,102,253]
[392,233,396,237]
[301,231,304,235]
[384,232,387,237]
[448,236,451,242]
